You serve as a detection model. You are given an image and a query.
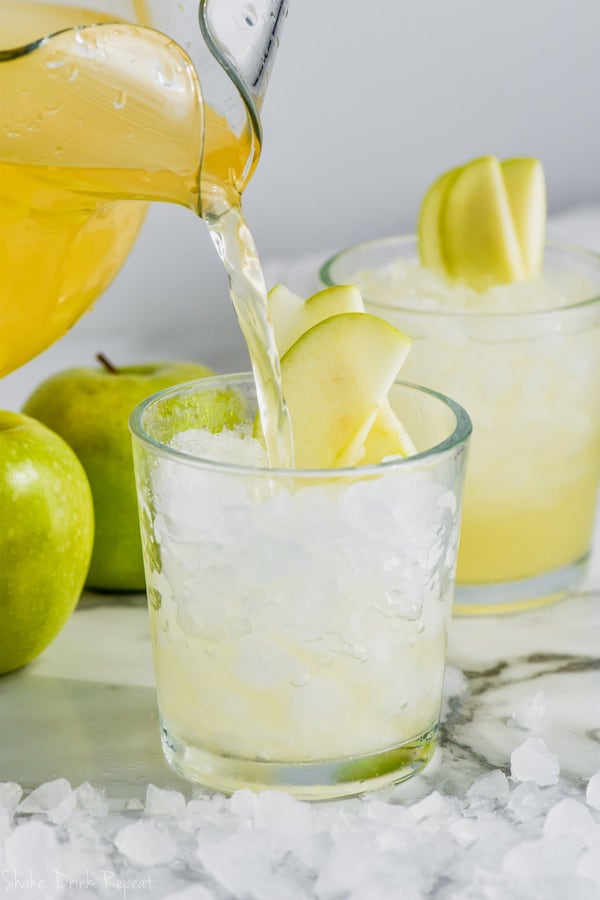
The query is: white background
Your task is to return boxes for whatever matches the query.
[3,0,600,405]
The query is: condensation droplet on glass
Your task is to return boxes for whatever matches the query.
[399,700,408,710]
[154,66,173,89]
[290,673,309,688]
[66,64,79,83]
[113,91,126,111]
[416,622,425,633]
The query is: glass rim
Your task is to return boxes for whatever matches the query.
[319,235,600,320]
[129,372,472,478]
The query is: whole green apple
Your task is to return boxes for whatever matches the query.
[23,359,213,592]
[0,410,94,675]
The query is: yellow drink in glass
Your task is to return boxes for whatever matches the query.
[321,237,600,614]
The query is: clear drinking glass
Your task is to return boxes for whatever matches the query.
[321,236,600,615]
[130,373,471,799]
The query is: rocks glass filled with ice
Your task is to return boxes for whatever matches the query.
[321,157,600,614]
[130,373,471,799]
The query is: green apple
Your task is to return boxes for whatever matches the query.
[280,313,412,468]
[23,359,213,592]
[0,410,93,675]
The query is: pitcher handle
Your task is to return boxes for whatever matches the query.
[199,0,289,144]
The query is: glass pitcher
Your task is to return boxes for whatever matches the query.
[0,0,288,376]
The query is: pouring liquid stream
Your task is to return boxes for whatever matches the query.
[0,2,293,468]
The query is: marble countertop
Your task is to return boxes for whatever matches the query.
[1,212,600,898]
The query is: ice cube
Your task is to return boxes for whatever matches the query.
[466,770,510,809]
[3,819,59,883]
[0,809,9,840]
[75,781,109,818]
[46,792,77,825]
[502,838,549,882]
[360,797,412,827]
[18,778,76,824]
[252,790,314,849]
[508,689,548,730]
[114,819,177,866]
[170,427,266,467]
[0,782,23,820]
[506,782,546,823]
[543,798,596,846]
[195,827,306,900]
[577,850,600,893]
[586,770,600,810]
[510,737,560,786]
[446,816,479,848]
[18,778,72,813]
[145,784,186,818]
[337,479,399,542]
[408,790,453,821]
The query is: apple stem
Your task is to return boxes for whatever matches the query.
[96,353,119,374]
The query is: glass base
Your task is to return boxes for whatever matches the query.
[160,720,439,800]
[453,553,589,616]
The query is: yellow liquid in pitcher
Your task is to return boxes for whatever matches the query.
[0,2,258,377]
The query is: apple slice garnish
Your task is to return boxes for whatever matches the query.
[418,155,546,289]
[268,283,364,355]
[501,157,546,278]
[268,284,414,462]
[418,166,462,275]
[441,155,526,289]
[360,401,416,464]
[280,312,412,468]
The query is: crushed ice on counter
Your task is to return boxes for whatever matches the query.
[1,691,597,897]
[586,770,600,810]
[1,757,599,899]
[510,737,560,786]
